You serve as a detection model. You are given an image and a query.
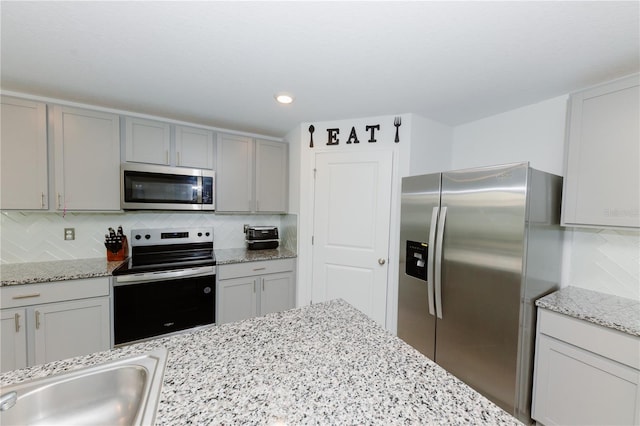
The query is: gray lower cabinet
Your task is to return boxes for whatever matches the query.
[216,259,295,324]
[0,278,110,373]
[532,308,640,425]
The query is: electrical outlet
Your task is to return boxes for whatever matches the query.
[64,228,75,240]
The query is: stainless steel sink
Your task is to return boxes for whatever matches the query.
[0,348,168,426]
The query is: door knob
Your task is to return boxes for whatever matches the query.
[378,258,386,265]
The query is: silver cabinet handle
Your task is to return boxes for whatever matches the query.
[35,310,41,330]
[41,192,46,208]
[165,150,169,165]
[57,193,62,209]
[378,258,386,265]
[14,313,20,333]
[427,206,439,317]
[252,267,266,271]
[434,206,447,319]
[253,280,256,293]
[12,293,41,300]
[177,151,181,166]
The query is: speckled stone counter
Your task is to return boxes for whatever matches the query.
[0,299,519,425]
[0,258,124,286]
[215,247,296,265]
[536,286,640,337]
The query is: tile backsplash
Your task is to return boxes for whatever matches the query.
[0,211,297,264]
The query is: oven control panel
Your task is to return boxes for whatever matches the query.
[130,228,213,246]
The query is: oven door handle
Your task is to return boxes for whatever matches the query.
[114,266,215,285]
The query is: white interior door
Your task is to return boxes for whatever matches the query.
[312,150,393,325]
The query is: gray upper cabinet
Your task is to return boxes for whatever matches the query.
[216,133,253,212]
[0,97,48,210]
[216,134,288,213]
[52,106,121,211]
[123,118,214,169]
[562,74,640,229]
[124,117,171,165]
[255,139,288,213]
[174,125,214,169]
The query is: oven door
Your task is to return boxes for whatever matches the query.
[112,266,215,346]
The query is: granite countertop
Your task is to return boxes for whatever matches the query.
[536,286,640,337]
[0,248,296,286]
[215,247,297,265]
[0,258,124,286]
[0,299,519,425]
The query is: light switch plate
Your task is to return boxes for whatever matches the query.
[64,228,75,240]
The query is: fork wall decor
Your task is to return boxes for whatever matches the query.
[307,117,401,148]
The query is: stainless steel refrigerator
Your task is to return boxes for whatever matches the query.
[398,162,564,423]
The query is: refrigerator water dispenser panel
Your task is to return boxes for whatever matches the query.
[405,240,428,280]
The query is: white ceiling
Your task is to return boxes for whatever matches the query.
[1,1,638,137]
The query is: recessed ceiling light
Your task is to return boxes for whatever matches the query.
[275,93,294,104]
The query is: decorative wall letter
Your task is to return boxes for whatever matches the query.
[346,126,360,144]
[365,124,380,143]
[326,128,340,145]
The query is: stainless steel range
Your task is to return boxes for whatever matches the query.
[112,227,216,346]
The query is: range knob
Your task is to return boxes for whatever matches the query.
[145,234,151,240]
[135,234,141,240]
[205,232,210,237]
[198,232,203,237]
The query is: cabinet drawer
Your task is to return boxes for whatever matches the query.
[218,258,295,280]
[0,278,110,309]
[538,308,640,369]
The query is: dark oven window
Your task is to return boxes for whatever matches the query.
[114,274,215,345]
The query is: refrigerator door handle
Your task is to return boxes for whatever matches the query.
[434,206,447,319]
[426,206,439,316]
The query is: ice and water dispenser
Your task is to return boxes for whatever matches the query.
[405,240,428,281]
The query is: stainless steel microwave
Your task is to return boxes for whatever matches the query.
[121,164,215,210]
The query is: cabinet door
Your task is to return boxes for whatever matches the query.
[216,133,253,212]
[32,297,110,366]
[259,272,295,316]
[124,117,171,165]
[52,106,120,211]
[255,139,288,213]
[0,308,27,373]
[175,125,214,169]
[0,97,48,210]
[217,277,258,324]
[532,334,640,426]
[562,75,640,228]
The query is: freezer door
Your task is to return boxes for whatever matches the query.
[435,163,528,415]
[397,173,441,360]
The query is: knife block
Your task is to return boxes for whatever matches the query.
[106,236,128,261]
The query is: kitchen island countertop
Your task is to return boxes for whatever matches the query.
[0,299,519,425]
[536,286,640,337]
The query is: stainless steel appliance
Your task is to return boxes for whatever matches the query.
[245,225,279,250]
[398,162,564,423]
[121,163,215,210]
[112,227,216,346]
